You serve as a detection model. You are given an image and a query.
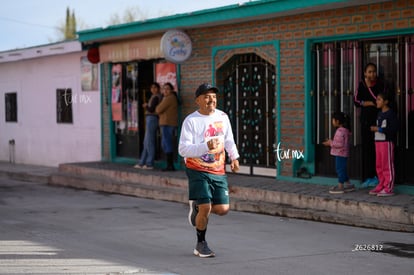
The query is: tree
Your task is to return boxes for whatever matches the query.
[106,7,150,25]
[52,6,166,43]
[53,7,77,42]
[64,7,76,40]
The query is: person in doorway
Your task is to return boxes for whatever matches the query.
[178,83,240,258]
[323,112,354,194]
[354,63,387,188]
[369,92,398,196]
[156,82,178,171]
[134,82,162,170]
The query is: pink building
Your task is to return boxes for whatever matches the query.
[0,41,101,166]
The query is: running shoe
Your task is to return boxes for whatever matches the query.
[369,176,379,186]
[369,187,382,195]
[361,177,379,188]
[194,241,215,258]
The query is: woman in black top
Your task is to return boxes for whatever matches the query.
[354,63,387,186]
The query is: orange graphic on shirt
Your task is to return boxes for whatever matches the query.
[185,120,226,175]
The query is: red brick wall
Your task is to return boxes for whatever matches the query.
[179,0,413,175]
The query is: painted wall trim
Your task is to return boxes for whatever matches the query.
[304,39,315,171]
[100,63,105,160]
[175,64,184,169]
[308,27,414,44]
[108,63,116,161]
[78,0,388,44]
[277,175,414,195]
[0,40,81,62]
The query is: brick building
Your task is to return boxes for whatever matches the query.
[78,0,414,189]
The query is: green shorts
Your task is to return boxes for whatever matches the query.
[186,168,229,205]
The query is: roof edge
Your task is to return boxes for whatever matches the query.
[0,40,82,63]
[77,0,390,44]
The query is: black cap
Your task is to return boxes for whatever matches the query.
[195,83,219,98]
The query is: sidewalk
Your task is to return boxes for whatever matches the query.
[1,161,413,232]
[0,161,57,184]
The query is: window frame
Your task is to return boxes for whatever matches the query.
[56,88,73,124]
[5,92,18,123]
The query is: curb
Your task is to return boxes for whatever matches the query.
[0,170,51,184]
[48,163,414,232]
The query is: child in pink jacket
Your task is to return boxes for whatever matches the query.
[323,112,354,194]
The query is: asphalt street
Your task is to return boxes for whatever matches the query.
[0,177,413,275]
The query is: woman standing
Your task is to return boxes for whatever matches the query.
[134,82,162,169]
[156,82,179,171]
[354,63,387,187]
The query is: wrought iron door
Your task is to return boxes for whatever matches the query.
[219,54,276,176]
[395,36,414,184]
[313,36,414,185]
[113,62,140,158]
[313,41,361,179]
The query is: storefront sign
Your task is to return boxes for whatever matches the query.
[87,47,100,64]
[80,56,99,91]
[111,64,123,121]
[155,62,177,90]
[100,36,162,63]
[160,30,192,64]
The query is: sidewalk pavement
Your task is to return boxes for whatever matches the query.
[1,161,413,232]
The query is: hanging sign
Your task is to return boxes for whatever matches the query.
[111,64,123,121]
[160,30,192,64]
[87,47,100,64]
[100,36,162,63]
[155,62,177,90]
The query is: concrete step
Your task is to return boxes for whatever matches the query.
[232,200,414,232]
[229,185,414,228]
[58,163,188,190]
[49,164,414,232]
[50,172,188,203]
[0,169,52,184]
[1,161,412,232]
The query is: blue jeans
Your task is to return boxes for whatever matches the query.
[335,156,349,184]
[138,115,159,166]
[160,125,176,154]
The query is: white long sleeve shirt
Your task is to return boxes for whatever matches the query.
[178,109,239,175]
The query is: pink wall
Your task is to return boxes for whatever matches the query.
[0,42,101,166]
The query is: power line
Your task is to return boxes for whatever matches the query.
[0,16,57,29]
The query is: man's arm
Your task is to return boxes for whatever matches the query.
[178,119,210,158]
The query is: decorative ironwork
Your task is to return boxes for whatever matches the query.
[221,53,276,174]
[313,36,414,184]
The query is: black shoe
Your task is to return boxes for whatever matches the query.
[163,153,176,171]
[329,186,345,194]
[344,183,355,192]
[194,241,215,258]
[188,200,198,227]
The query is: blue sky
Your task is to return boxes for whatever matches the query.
[0,0,248,51]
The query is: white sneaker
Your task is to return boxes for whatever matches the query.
[194,241,215,258]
